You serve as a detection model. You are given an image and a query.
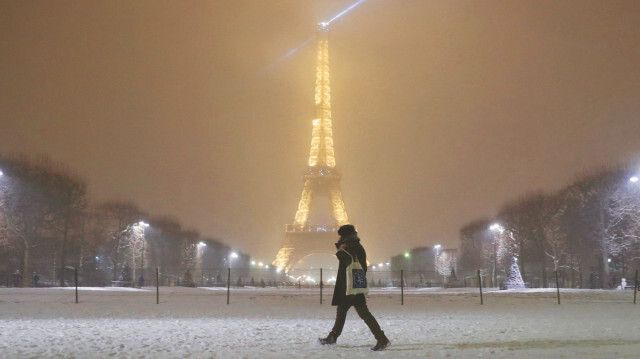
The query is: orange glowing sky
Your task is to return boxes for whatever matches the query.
[1,1,639,265]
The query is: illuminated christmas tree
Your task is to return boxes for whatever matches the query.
[504,258,525,289]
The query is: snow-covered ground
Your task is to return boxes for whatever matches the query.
[1,286,639,358]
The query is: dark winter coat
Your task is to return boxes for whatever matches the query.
[331,234,367,306]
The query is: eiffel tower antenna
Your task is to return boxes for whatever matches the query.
[273,22,352,272]
[275,0,368,62]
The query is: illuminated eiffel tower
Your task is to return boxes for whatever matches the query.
[273,23,352,272]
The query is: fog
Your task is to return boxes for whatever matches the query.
[1,0,639,266]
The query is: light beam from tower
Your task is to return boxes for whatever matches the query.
[326,0,367,25]
[273,0,368,62]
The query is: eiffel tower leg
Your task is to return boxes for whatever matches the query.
[294,180,314,226]
[330,189,349,225]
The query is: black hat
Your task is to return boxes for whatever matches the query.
[337,224,356,237]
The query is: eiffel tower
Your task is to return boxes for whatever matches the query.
[273,22,352,272]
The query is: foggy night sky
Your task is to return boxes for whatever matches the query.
[1,1,639,265]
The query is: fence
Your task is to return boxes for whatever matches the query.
[10,266,636,307]
[5,266,640,291]
[111,267,489,290]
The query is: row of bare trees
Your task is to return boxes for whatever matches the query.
[459,165,640,289]
[0,154,246,287]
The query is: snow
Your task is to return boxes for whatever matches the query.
[1,287,639,358]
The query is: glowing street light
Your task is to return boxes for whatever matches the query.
[434,244,441,285]
[489,223,504,287]
[194,241,207,286]
[404,252,410,258]
[630,176,639,183]
[228,251,239,269]
[137,221,150,287]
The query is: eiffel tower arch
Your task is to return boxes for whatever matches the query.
[273,23,353,273]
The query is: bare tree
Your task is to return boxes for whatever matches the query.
[565,166,629,287]
[45,166,88,286]
[146,216,183,282]
[603,178,640,276]
[458,219,492,275]
[498,195,535,283]
[96,201,145,282]
[0,155,64,286]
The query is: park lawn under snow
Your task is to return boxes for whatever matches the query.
[1,286,639,358]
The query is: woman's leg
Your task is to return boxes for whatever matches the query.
[354,305,385,340]
[330,303,351,338]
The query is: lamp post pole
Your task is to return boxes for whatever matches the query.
[493,238,497,287]
[434,244,441,286]
[141,240,144,283]
[489,224,504,288]
[197,242,207,286]
[138,221,149,287]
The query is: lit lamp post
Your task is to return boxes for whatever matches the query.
[197,241,206,286]
[489,223,504,288]
[386,262,391,287]
[138,221,149,287]
[227,251,238,287]
[229,252,238,269]
[434,244,441,285]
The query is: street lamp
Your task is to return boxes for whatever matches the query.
[138,221,149,287]
[196,242,207,286]
[434,244,441,285]
[489,223,504,288]
[229,252,238,268]
[630,176,638,183]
